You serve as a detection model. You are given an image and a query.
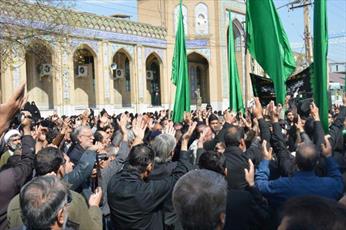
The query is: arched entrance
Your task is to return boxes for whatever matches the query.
[145,53,162,106]
[25,41,54,109]
[187,52,210,105]
[73,47,96,107]
[112,50,132,107]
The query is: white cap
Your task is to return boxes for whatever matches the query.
[4,129,21,144]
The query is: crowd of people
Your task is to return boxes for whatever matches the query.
[1,83,346,230]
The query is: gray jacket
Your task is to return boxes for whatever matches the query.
[64,150,97,191]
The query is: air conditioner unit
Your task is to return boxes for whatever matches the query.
[39,64,52,78]
[146,70,154,80]
[77,65,88,78]
[112,69,125,80]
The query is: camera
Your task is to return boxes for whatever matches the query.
[297,98,313,119]
[96,153,109,162]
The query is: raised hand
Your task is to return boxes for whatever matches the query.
[321,136,332,158]
[184,112,193,125]
[244,159,255,187]
[262,140,273,161]
[295,115,304,133]
[268,101,280,122]
[181,122,197,151]
[310,102,320,121]
[132,115,147,143]
[33,125,48,143]
[197,127,212,149]
[182,122,197,141]
[224,110,236,125]
[240,116,252,129]
[147,118,155,131]
[117,113,128,134]
[81,109,90,125]
[0,83,27,135]
[89,187,103,207]
[163,121,176,137]
[252,97,263,119]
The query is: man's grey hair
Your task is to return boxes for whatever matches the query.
[151,133,176,163]
[20,176,69,230]
[72,126,90,143]
[173,169,227,230]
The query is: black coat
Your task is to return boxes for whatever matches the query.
[224,139,261,190]
[107,151,191,230]
[225,186,269,230]
[0,135,35,230]
[149,162,178,227]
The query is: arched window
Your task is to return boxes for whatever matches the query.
[174,5,188,34]
[195,3,208,35]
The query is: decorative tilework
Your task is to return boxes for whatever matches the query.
[144,48,164,61]
[186,39,209,48]
[187,48,211,62]
[62,69,70,99]
[12,67,20,89]
[137,47,144,99]
[110,43,134,59]
[62,51,70,99]
[71,39,99,55]
[104,45,110,99]
[0,1,166,39]
[0,15,167,49]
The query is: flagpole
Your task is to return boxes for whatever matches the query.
[168,74,172,120]
[244,25,249,106]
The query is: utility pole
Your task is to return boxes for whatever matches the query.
[289,0,313,64]
[303,0,313,63]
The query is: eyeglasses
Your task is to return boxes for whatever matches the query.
[61,191,73,211]
[67,191,72,204]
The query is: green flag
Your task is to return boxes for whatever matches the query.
[171,0,190,122]
[312,0,329,132]
[246,0,296,104]
[228,11,244,113]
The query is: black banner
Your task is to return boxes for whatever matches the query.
[250,64,313,105]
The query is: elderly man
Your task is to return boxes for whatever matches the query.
[173,169,228,230]
[68,126,94,165]
[19,176,71,230]
[0,129,22,167]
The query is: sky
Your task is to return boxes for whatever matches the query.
[71,0,346,63]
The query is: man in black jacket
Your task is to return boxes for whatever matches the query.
[198,151,270,230]
[107,123,195,230]
[0,109,34,230]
